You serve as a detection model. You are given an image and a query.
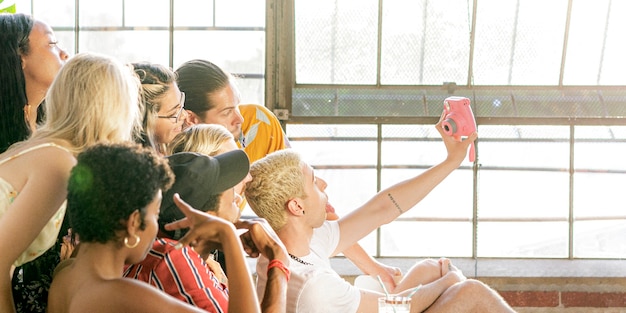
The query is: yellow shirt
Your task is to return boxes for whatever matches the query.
[238,104,290,164]
[237,104,289,211]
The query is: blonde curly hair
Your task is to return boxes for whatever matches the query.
[168,124,234,156]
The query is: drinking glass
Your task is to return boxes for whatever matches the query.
[378,296,411,313]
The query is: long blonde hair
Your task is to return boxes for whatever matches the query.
[168,124,234,156]
[29,52,141,153]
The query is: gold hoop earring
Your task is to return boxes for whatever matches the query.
[124,234,141,249]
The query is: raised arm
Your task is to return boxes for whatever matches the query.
[335,117,477,255]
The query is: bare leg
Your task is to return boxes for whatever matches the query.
[423,279,516,313]
[392,258,458,293]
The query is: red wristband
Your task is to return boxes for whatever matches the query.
[267,259,290,282]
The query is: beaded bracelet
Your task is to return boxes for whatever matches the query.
[267,259,291,282]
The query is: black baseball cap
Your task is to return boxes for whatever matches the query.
[159,149,249,239]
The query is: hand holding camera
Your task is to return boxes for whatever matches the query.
[441,97,477,162]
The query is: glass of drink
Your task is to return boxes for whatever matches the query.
[378,296,411,313]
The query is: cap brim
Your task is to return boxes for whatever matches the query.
[212,149,250,193]
[158,150,249,239]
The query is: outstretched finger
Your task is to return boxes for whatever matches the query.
[164,217,190,231]
[163,193,194,231]
[173,193,195,216]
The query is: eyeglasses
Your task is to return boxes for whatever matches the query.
[157,92,186,123]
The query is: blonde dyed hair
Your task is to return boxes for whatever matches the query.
[31,52,141,153]
[245,149,306,231]
[168,124,234,157]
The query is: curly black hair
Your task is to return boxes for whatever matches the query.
[67,142,174,244]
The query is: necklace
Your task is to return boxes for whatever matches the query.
[289,253,313,266]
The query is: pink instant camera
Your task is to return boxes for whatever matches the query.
[441,96,476,162]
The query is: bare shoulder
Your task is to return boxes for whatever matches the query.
[0,141,76,170]
[22,143,77,187]
[66,278,205,313]
[0,141,76,190]
[27,142,77,169]
[49,263,199,313]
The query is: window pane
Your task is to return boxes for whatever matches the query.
[596,1,626,85]
[479,141,570,169]
[289,140,377,166]
[473,0,567,85]
[236,78,265,107]
[174,0,214,27]
[382,169,474,219]
[382,125,439,139]
[215,0,264,27]
[288,125,378,166]
[477,125,570,168]
[356,231,377,256]
[563,0,626,85]
[381,0,470,85]
[382,140,474,167]
[563,0,609,85]
[383,141,475,167]
[288,124,378,137]
[381,222,473,257]
[574,126,626,170]
[173,31,265,74]
[574,173,626,218]
[79,31,169,65]
[294,0,378,84]
[79,0,123,27]
[32,0,74,27]
[316,169,378,218]
[574,220,626,258]
[479,171,569,218]
[575,142,625,170]
[124,0,169,27]
[381,124,444,166]
[478,222,568,257]
[473,0,516,85]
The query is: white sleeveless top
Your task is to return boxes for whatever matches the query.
[0,142,70,267]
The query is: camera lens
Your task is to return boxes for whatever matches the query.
[442,119,457,135]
